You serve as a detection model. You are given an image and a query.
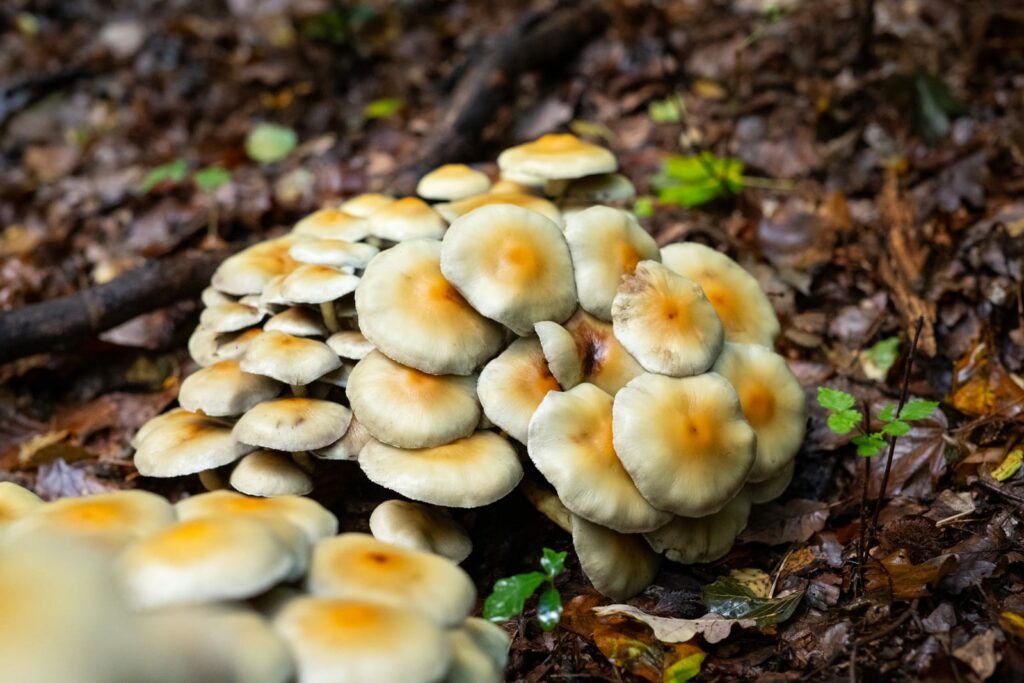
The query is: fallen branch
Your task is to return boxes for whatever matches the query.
[0,248,230,364]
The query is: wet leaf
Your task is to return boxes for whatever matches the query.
[865,549,951,600]
[541,547,567,577]
[593,605,757,644]
[992,449,1023,482]
[483,571,546,623]
[701,577,803,628]
[950,342,1024,419]
[245,123,298,164]
[537,586,562,631]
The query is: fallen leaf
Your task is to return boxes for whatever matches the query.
[950,341,1024,419]
[727,568,772,598]
[35,459,119,500]
[593,605,757,644]
[739,499,829,545]
[865,549,953,600]
[952,629,1002,680]
[992,449,1023,482]
[701,576,803,627]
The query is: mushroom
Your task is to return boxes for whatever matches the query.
[346,350,480,449]
[564,206,660,320]
[434,192,563,230]
[612,372,755,517]
[134,411,254,478]
[188,326,221,366]
[289,237,379,269]
[713,342,807,482]
[368,197,446,241]
[477,337,561,443]
[497,133,617,181]
[0,482,42,528]
[264,306,330,337]
[527,383,670,533]
[489,178,539,194]
[744,460,795,505]
[214,327,265,362]
[643,492,752,564]
[534,309,645,394]
[326,330,374,360]
[229,450,314,497]
[611,260,724,377]
[359,431,523,508]
[199,302,265,334]
[456,618,510,675]
[239,330,341,387]
[178,360,281,417]
[279,264,360,332]
[212,236,298,296]
[315,417,372,461]
[273,596,451,683]
[417,164,491,201]
[445,627,504,683]
[307,533,475,627]
[175,490,338,542]
[660,242,780,347]
[201,286,235,307]
[233,398,352,452]
[292,208,371,241]
[441,204,577,335]
[562,172,636,203]
[369,500,472,563]
[339,193,395,218]
[355,240,503,375]
[572,514,661,600]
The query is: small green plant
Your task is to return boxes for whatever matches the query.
[193,166,231,193]
[363,97,404,120]
[650,152,793,210]
[245,123,298,165]
[139,159,189,193]
[648,94,685,124]
[483,548,566,631]
[817,387,938,456]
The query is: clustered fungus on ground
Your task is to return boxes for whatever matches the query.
[132,132,806,607]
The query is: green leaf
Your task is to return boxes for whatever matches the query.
[817,387,855,412]
[536,586,563,631]
[898,400,939,421]
[878,404,897,422]
[633,196,655,218]
[864,336,900,374]
[193,167,231,192]
[139,159,188,193]
[827,409,862,435]
[851,434,886,457]
[665,651,706,683]
[701,577,803,628]
[652,153,744,208]
[245,123,298,164]
[648,94,684,124]
[993,449,1023,482]
[881,420,910,437]
[483,572,546,623]
[540,548,566,578]
[363,97,403,120]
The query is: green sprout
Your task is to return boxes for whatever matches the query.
[817,387,938,456]
[483,548,566,631]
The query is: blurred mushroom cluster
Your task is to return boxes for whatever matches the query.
[0,482,507,683]
[133,132,806,601]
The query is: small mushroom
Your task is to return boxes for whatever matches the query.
[497,133,617,181]
[417,164,491,201]
[0,482,42,528]
[199,302,265,334]
[315,416,372,461]
[744,460,795,504]
[643,492,752,564]
[445,627,503,683]
[188,326,221,366]
[229,450,314,497]
[562,172,636,203]
[368,197,446,241]
[326,330,374,360]
[214,327,265,362]
[233,398,352,452]
[178,360,281,417]
[264,306,330,337]
[456,617,510,675]
[477,338,561,443]
[289,237,379,269]
[292,208,371,241]
[434,192,562,229]
[212,236,297,296]
[339,193,395,218]
[176,490,338,542]
[280,264,360,304]
[134,410,254,478]
[369,500,472,563]
[571,515,661,600]
[239,330,341,386]
[535,309,644,394]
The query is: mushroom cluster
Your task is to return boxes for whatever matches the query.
[133,131,806,600]
[0,483,508,683]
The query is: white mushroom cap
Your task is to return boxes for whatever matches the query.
[643,492,752,564]
[289,237,380,269]
[417,164,491,201]
[359,432,523,508]
[563,173,636,202]
[458,617,510,673]
[497,133,617,180]
[179,360,282,417]
[229,450,314,497]
[441,204,576,335]
[199,302,265,333]
[613,372,756,517]
[527,383,670,533]
[240,331,341,385]
[201,286,235,307]
[176,490,338,542]
[434,192,562,227]
[233,398,352,451]
[315,417,372,461]
[571,515,661,600]
[131,407,189,448]
[369,500,472,563]
[713,342,807,482]
[0,482,42,528]
[188,326,221,366]
[135,411,254,477]
[534,309,644,394]
[308,533,475,627]
[660,242,780,346]
[280,264,360,304]
[326,330,374,360]
[273,596,451,683]
[489,178,538,194]
[477,338,561,444]
[339,193,395,218]
[368,197,447,241]
[212,236,298,296]
[355,240,503,375]
[445,627,503,683]
[744,459,795,504]
[347,350,480,449]
[292,208,371,241]
[264,306,330,337]
[214,328,265,362]
[565,206,660,320]
[612,260,724,377]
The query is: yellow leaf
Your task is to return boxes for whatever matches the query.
[992,449,1023,482]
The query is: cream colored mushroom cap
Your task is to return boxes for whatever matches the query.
[565,206,661,320]
[292,208,371,241]
[744,459,795,504]
[535,309,644,394]
[644,492,752,565]
[571,515,661,600]
[369,500,472,564]
[434,192,562,228]
[339,193,395,218]
[347,350,480,449]
[417,164,491,201]
[179,360,281,417]
[445,628,503,683]
[368,197,446,241]
[477,337,561,444]
[118,516,295,609]
[233,398,352,451]
[534,320,582,388]
[0,482,42,527]
[176,490,338,542]
[612,372,755,517]
[309,533,475,626]
[273,596,451,683]
[215,327,265,362]
[212,236,297,296]
[131,407,190,448]
[326,330,374,359]
[441,204,576,335]
[134,411,254,477]
[289,237,380,269]
[201,286,235,307]
[612,260,724,377]
[240,330,341,385]
[359,432,523,509]
[355,240,503,375]
[199,302,265,333]
[498,133,617,180]
[188,326,220,366]
[489,178,538,194]
[660,242,780,346]
[264,306,330,337]
[458,617,511,672]
[564,173,636,202]
[229,450,314,497]
[280,264,360,304]
[528,384,670,533]
[315,416,372,461]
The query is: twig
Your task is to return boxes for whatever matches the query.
[854,599,919,646]
[856,400,872,594]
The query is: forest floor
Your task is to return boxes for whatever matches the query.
[1,0,1023,680]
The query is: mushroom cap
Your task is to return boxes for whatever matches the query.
[188,326,221,366]
[489,179,538,195]
[339,193,395,218]
[527,383,670,533]
[264,306,330,337]
[240,330,341,385]
[6,490,176,551]
[201,286,235,307]
[212,236,298,296]
[135,411,254,477]
[643,492,752,564]
[355,240,503,375]
[571,515,661,600]
[563,173,636,202]
[565,206,661,320]
[326,330,374,360]
[445,628,503,683]
[292,208,371,241]
[368,500,472,564]
[0,482,42,527]
[660,242,780,346]
[273,596,451,683]
[359,431,523,508]
[477,337,561,443]
[368,197,446,241]
[434,193,563,230]
[229,450,314,497]
[233,398,352,451]
[497,133,617,180]
[744,459,795,504]
[199,302,265,333]
[612,260,725,377]
[417,164,491,201]
[118,516,295,609]
[308,533,475,627]
[458,617,511,673]
[315,416,372,461]
[214,327,265,362]
[289,237,379,269]
[280,264,360,304]
[612,372,756,517]
[441,204,577,335]
[713,342,806,481]
[347,350,480,449]
[176,490,338,542]
[132,407,190,448]
[535,309,645,394]
[179,360,282,417]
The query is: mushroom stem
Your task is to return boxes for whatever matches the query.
[290,384,307,397]
[518,477,571,533]
[319,302,341,333]
[292,451,316,474]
